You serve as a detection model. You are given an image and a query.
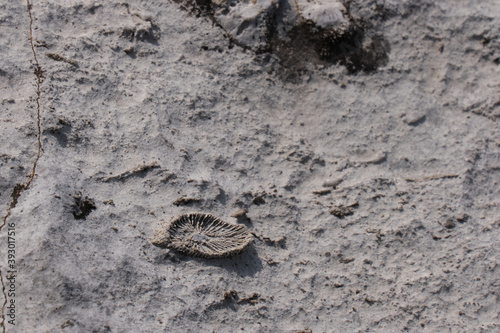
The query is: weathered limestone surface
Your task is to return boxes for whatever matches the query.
[1,0,499,332]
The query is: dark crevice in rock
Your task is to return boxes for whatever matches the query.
[72,194,97,220]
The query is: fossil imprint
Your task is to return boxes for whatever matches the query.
[152,213,253,258]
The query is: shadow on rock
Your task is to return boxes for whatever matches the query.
[157,243,263,277]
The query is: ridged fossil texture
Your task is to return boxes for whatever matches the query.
[152,213,253,258]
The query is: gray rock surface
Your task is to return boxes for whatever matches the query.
[297,0,348,29]
[213,0,278,51]
[1,0,499,332]
[210,0,350,52]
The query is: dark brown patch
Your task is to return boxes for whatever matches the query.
[10,183,26,209]
[72,195,97,220]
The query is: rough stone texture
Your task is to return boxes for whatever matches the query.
[213,0,278,51]
[1,0,499,332]
[211,0,350,52]
[297,0,349,29]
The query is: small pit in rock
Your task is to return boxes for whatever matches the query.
[72,194,97,220]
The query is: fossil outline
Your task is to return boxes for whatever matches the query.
[152,213,253,258]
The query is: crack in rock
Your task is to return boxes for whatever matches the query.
[0,1,44,331]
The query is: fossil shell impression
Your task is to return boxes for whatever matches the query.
[152,213,253,258]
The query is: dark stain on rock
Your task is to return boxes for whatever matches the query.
[72,194,97,220]
[268,18,390,74]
